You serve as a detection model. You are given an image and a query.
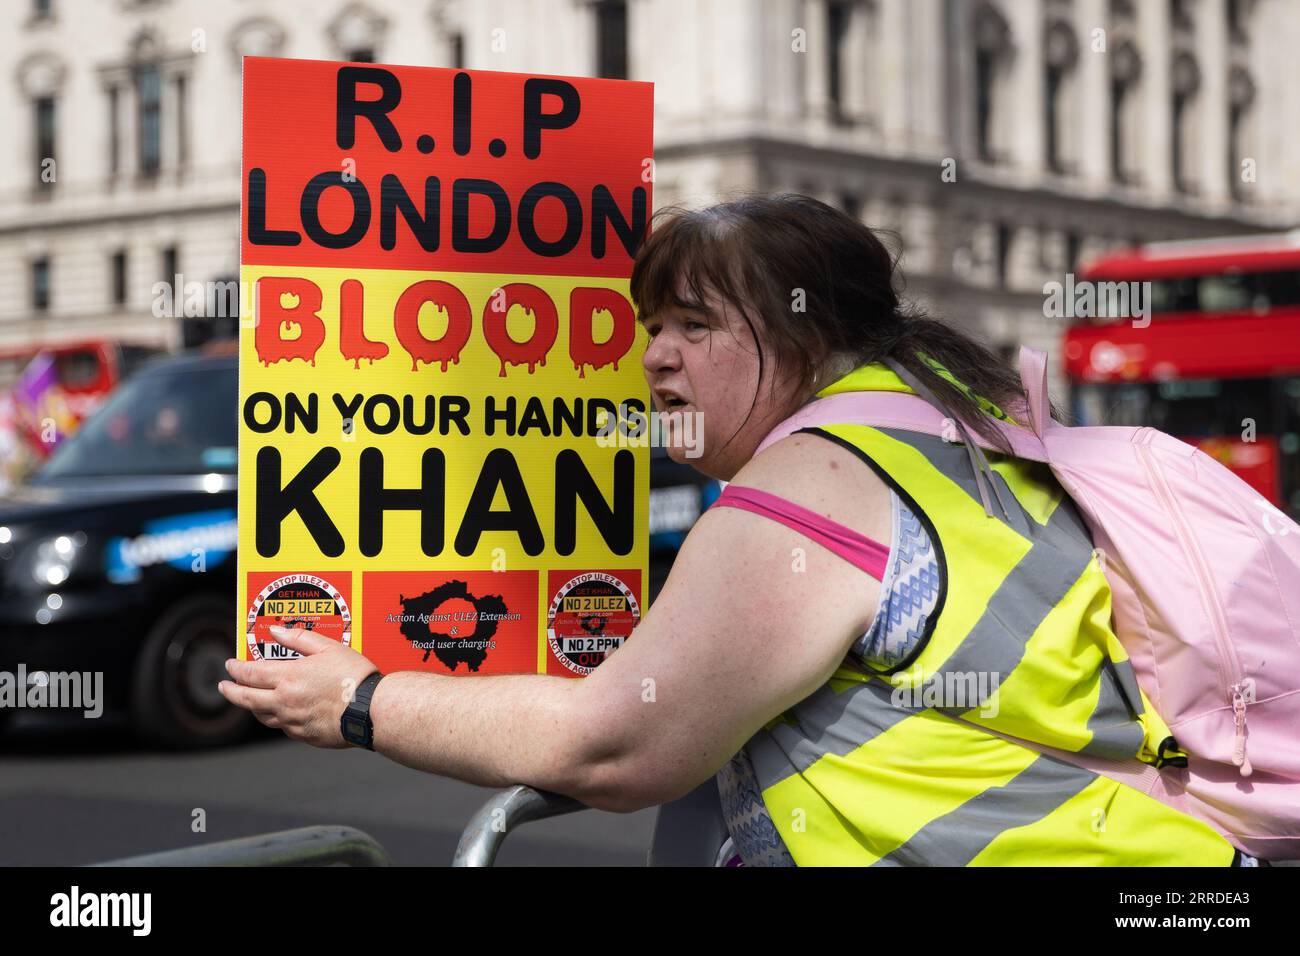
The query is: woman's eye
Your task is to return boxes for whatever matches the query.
[685,321,708,332]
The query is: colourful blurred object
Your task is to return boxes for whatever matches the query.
[0,340,161,462]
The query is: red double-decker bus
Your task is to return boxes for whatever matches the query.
[1065,232,1300,519]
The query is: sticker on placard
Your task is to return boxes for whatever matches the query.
[246,572,352,660]
[547,570,640,675]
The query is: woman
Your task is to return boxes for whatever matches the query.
[220,194,1242,866]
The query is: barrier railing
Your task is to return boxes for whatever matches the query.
[90,825,392,867]
[452,785,589,867]
[89,778,727,866]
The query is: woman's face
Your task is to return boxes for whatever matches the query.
[641,281,806,480]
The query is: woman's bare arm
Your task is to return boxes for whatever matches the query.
[365,431,892,811]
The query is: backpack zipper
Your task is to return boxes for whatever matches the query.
[1135,433,1252,777]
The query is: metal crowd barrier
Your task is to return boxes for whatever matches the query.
[91,825,392,867]
[454,778,732,866]
[452,785,589,866]
[90,777,730,867]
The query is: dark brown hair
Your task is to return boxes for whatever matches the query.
[630,193,1036,453]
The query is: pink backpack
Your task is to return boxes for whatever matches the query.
[761,347,1300,860]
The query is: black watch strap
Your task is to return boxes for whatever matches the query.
[340,671,385,750]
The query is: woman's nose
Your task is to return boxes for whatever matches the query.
[642,330,681,374]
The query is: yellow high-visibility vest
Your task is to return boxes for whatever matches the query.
[742,363,1236,866]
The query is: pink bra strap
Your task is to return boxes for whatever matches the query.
[707,484,890,582]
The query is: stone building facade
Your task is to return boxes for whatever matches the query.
[3,0,1297,380]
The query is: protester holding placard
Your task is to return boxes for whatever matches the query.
[223,193,1243,867]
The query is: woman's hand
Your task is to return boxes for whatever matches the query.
[218,625,382,749]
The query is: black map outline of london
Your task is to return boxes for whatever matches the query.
[397,580,511,672]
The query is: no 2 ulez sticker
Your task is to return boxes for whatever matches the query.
[547,570,641,676]
[246,572,353,660]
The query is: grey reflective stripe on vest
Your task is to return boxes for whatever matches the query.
[744,425,1147,797]
[877,429,1145,761]
[747,679,915,786]
[870,754,1100,866]
[1079,661,1147,760]
[1109,657,1146,716]
[873,428,1089,548]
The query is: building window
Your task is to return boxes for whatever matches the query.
[107,85,120,175]
[34,95,56,188]
[975,49,995,160]
[1065,231,1082,272]
[1110,77,1127,183]
[32,258,51,313]
[1043,19,1078,174]
[1228,66,1256,201]
[828,0,852,124]
[596,0,628,79]
[1171,92,1188,192]
[161,245,178,286]
[972,3,1013,163]
[1227,0,1249,42]
[995,223,1013,287]
[1169,0,1195,31]
[1171,51,1200,194]
[1044,66,1063,171]
[136,64,162,175]
[33,0,53,20]
[112,250,128,305]
[175,73,188,168]
[1227,101,1245,199]
[1109,39,1142,184]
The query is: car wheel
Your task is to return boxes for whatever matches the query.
[131,595,256,748]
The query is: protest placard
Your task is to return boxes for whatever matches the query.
[238,57,652,676]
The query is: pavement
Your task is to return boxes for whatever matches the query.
[0,727,658,866]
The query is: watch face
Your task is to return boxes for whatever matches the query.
[342,716,366,741]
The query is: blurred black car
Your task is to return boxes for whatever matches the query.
[0,352,246,747]
[0,350,719,747]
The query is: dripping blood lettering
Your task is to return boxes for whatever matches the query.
[253,276,635,378]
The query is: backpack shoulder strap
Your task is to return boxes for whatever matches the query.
[1018,346,1052,439]
[754,386,1047,462]
[754,391,949,456]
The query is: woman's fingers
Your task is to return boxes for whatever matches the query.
[217,680,276,712]
[224,658,281,689]
[269,625,336,656]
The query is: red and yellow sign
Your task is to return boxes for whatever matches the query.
[237,57,652,675]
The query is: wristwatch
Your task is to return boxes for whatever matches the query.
[340,671,385,750]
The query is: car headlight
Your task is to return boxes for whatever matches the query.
[30,532,85,587]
